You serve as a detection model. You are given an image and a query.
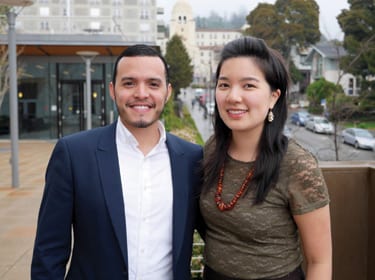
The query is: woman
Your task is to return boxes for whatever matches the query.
[200,36,332,280]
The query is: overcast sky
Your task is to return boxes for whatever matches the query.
[156,0,349,40]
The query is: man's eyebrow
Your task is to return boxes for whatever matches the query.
[148,78,163,82]
[119,76,133,82]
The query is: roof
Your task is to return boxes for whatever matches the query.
[0,34,159,56]
[305,41,347,62]
[315,42,347,58]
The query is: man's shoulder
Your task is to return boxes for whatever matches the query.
[166,132,203,152]
[58,123,115,149]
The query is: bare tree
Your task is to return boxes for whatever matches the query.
[0,6,10,110]
[0,45,10,108]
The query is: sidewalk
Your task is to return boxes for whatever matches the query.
[0,140,55,280]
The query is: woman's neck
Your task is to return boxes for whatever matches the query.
[228,130,261,162]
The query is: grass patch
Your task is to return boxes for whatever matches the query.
[162,99,204,146]
[342,120,375,130]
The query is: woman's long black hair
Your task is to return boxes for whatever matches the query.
[203,36,290,204]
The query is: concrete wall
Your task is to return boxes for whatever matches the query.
[320,161,375,280]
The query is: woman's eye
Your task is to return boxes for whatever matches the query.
[244,83,255,89]
[217,83,229,89]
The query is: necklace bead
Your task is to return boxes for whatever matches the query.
[215,164,255,211]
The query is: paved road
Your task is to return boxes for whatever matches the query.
[182,88,213,142]
[182,87,374,162]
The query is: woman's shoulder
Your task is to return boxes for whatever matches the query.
[284,139,318,166]
[282,140,329,215]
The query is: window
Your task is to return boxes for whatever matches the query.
[40,7,49,17]
[139,23,150,32]
[90,22,101,30]
[140,9,149,19]
[90,8,100,17]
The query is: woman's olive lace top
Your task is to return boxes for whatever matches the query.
[200,140,330,279]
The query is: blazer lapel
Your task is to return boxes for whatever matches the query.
[96,122,128,267]
[166,134,189,265]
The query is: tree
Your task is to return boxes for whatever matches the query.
[164,34,193,100]
[195,9,246,29]
[245,4,284,51]
[306,78,340,114]
[244,0,320,83]
[0,6,10,109]
[306,78,352,160]
[245,0,320,59]
[337,0,375,114]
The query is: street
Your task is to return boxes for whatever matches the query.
[182,87,375,162]
[288,124,375,161]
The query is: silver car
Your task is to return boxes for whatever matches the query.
[341,128,375,150]
[305,116,334,134]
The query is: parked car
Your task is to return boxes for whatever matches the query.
[305,116,334,134]
[205,102,215,116]
[290,111,310,126]
[341,128,375,150]
[283,125,292,138]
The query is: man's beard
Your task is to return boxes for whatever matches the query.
[115,104,165,129]
[132,119,157,128]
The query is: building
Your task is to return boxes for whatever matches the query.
[15,0,160,42]
[161,0,242,85]
[289,45,312,98]
[0,0,163,140]
[305,41,358,96]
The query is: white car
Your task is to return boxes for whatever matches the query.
[205,102,215,116]
[305,116,334,134]
[341,128,375,150]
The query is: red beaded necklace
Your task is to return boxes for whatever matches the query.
[215,164,255,211]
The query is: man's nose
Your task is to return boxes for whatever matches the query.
[134,83,149,98]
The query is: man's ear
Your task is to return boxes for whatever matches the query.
[165,83,173,103]
[109,82,116,101]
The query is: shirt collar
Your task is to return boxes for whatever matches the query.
[116,117,167,149]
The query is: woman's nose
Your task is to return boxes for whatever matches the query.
[226,87,241,103]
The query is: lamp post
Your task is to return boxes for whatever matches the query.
[76,51,99,130]
[0,0,33,188]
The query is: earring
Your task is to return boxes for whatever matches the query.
[267,109,274,122]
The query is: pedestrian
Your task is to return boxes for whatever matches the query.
[31,44,204,280]
[200,36,332,280]
[192,98,196,109]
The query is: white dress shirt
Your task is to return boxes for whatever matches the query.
[116,119,173,280]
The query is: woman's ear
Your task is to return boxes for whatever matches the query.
[270,89,281,108]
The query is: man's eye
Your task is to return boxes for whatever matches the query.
[123,81,134,87]
[149,82,160,88]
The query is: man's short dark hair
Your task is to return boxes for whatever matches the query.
[112,44,169,85]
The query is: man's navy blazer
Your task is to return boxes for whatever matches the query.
[31,121,203,280]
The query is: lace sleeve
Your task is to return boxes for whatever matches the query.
[286,142,330,215]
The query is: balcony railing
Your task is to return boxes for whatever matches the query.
[191,161,375,280]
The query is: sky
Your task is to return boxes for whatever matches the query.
[156,0,350,40]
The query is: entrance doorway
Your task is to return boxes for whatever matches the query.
[58,80,106,137]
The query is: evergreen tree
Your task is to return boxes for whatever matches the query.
[244,0,320,83]
[165,35,193,100]
[337,0,375,113]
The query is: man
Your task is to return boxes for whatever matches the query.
[31,45,203,280]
